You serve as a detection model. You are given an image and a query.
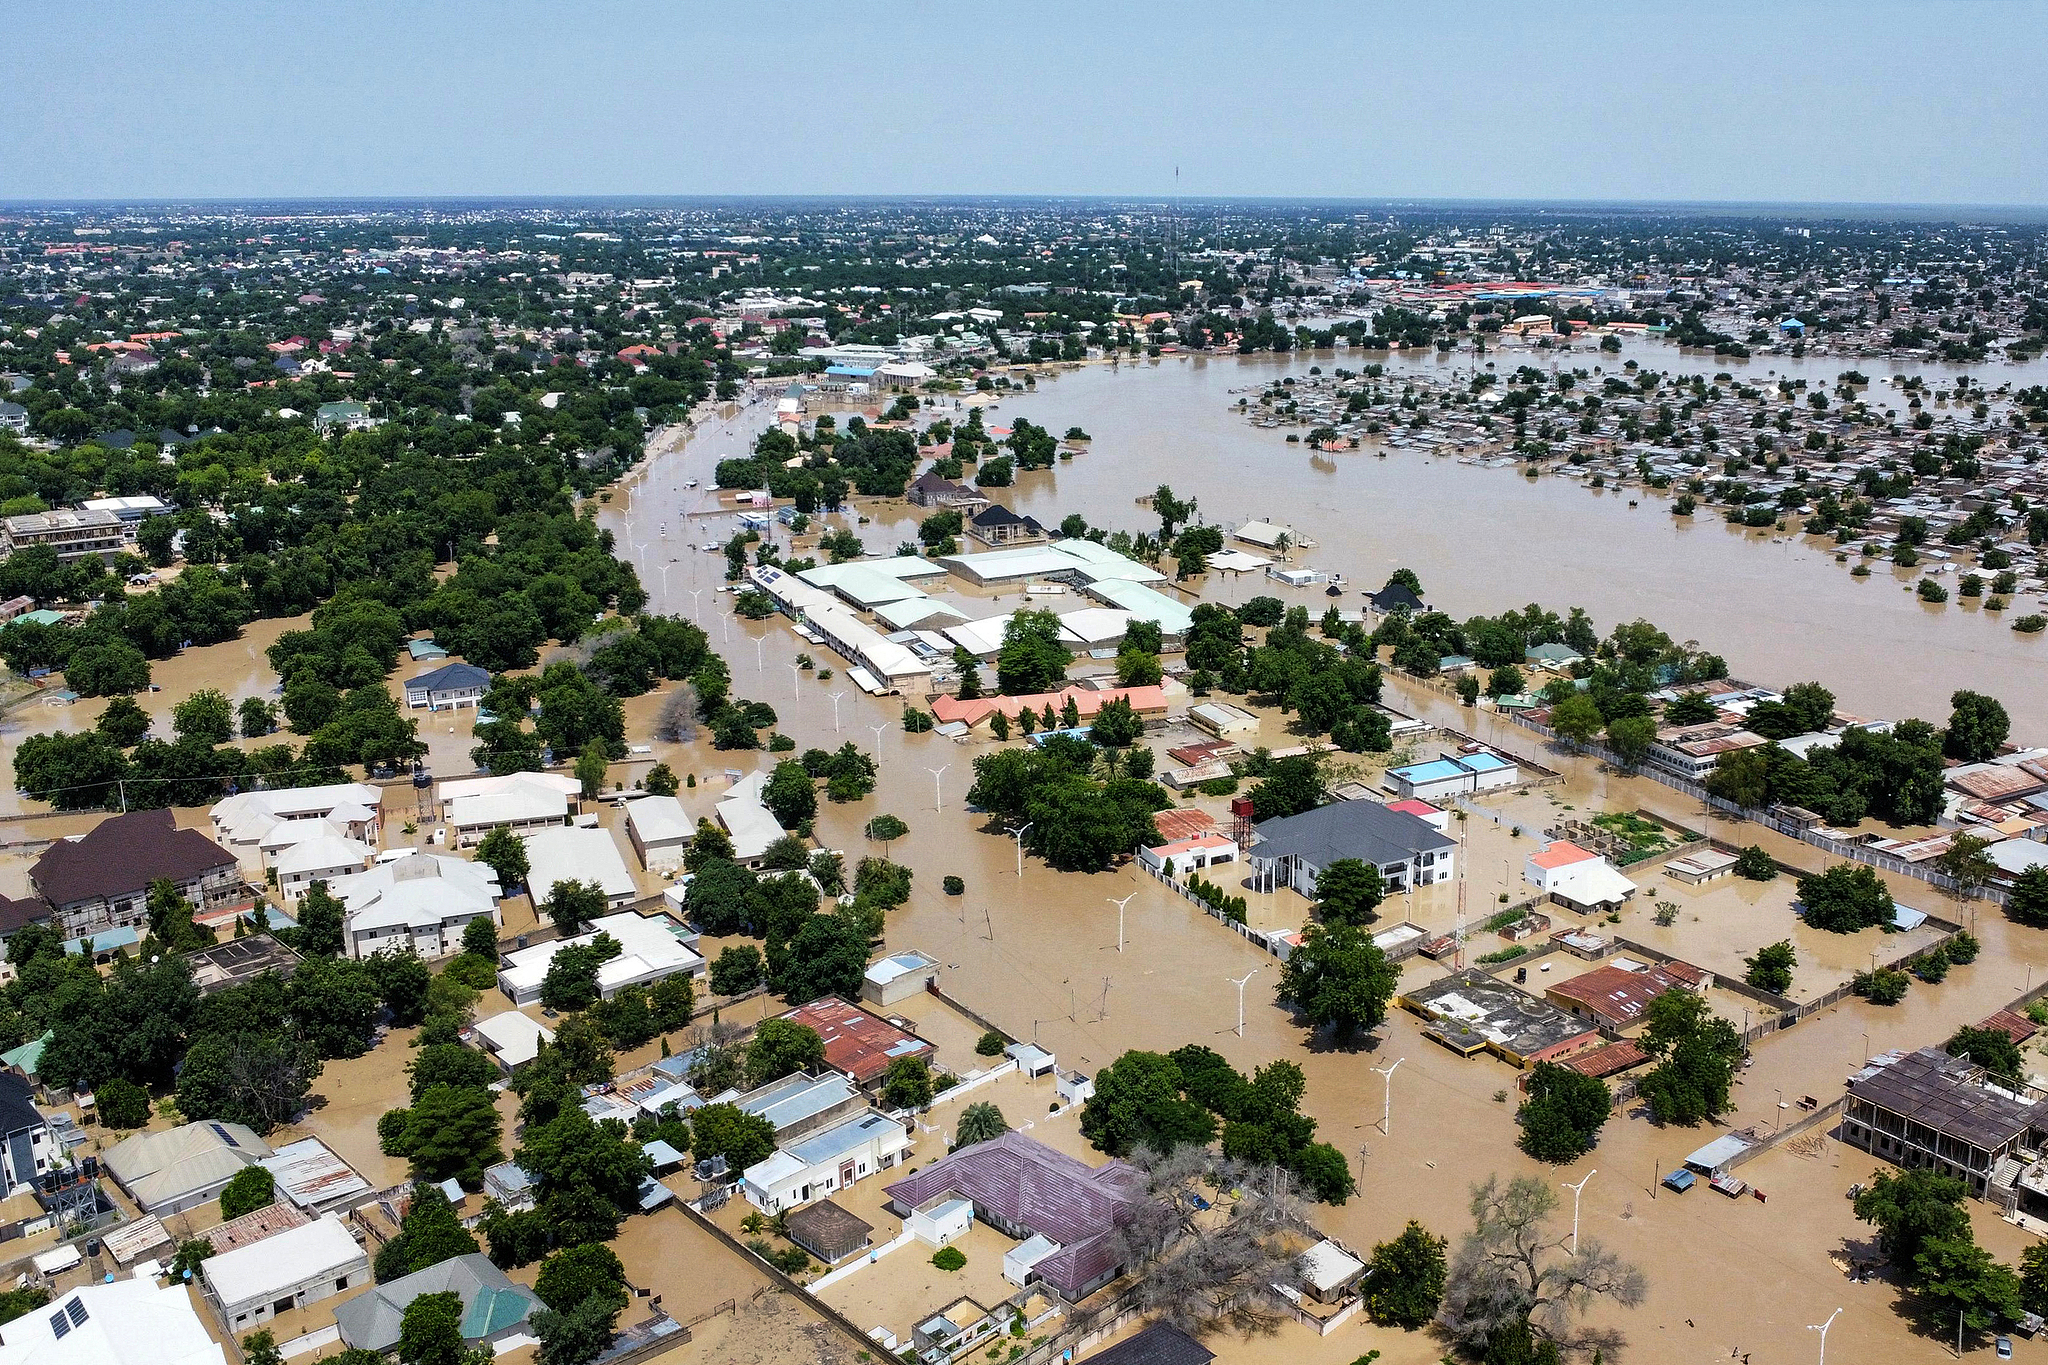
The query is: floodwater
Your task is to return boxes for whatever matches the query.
[593,384,2048,1365]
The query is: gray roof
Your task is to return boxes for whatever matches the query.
[1250,799,1455,870]
[103,1121,273,1210]
[333,1253,539,1352]
[1848,1047,2045,1153]
[406,662,491,694]
[1081,1323,1216,1365]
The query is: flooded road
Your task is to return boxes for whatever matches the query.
[597,372,2048,1365]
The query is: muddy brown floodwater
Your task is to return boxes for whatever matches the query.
[591,383,2048,1365]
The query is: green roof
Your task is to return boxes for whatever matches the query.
[2,1031,51,1075]
[462,1285,536,1338]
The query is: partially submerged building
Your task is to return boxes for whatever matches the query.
[1398,970,1602,1068]
[1844,1047,2046,1201]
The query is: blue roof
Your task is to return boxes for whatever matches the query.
[1391,759,1466,784]
[786,1112,899,1166]
[64,927,139,956]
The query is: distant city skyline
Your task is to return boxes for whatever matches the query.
[8,1,2045,206]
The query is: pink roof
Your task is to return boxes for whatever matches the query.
[1385,799,1441,819]
[1147,832,1236,857]
[1530,840,1598,870]
[930,685,1166,729]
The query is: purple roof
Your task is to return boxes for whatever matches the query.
[883,1131,1143,1297]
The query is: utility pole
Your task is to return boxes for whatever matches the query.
[1561,1170,1596,1253]
[1108,892,1136,952]
[1228,968,1260,1036]
[1371,1057,1404,1136]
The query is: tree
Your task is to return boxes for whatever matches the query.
[533,1242,627,1317]
[1797,863,1893,933]
[516,1107,652,1248]
[1115,649,1163,688]
[145,878,211,954]
[1438,1175,1647,1361]
[1934,833,1999,909]
[954,1102,1008,1147]
[1487,663,1526,699]
[1274,922,1396,1043]
[864,813,909,849]
[1733,845,1777,881]
[772,912,871,1003]
[375,1185,480,1283]
[1247,754,1324,821]
[2010,866,2048,929]
[995,610,1073,695]
[1365,1221,1449,1329]
[745,1019,825,1089]
[408,1044,500,1101]
[172,689,233,745]
[1855,1168,1972,1271]
[690,1102,775,1172]
[1706,746,1771,810]
[369,949,433,1026]
[1743,939,1796,994]
[462,915,500,960]
[1516,1063,1612,1162]
[96,695,151,746]
[238,696,277,739]
[1946,1025,2025,1086]
[1634,989,1743,1126]
[218,1165,276,1220]
[474,826,530,891]
[397,1290,467,1365]
[175,1030,319,1135]
[296,882,345,957]
[1605,714,1655,770]
[1313,859,1385,927]
[241,1330,285,1365]
[1546,693,1604,748]
[1945,689,2010,762]
[761,760,817,827]
[882,1055,936,1110]
[1914,1236,2025,1339]
[95,1076,150,1129]
[709,946,763,996]
[643,763,679,796]
[382,1084,504,1186]
[543,880,607,937]
[1080,1050,1218,1157]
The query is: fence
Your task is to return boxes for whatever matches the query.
[1139,859,1286,958]
[1503,711,2009,907]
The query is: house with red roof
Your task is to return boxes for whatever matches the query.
[930,685,1166,732]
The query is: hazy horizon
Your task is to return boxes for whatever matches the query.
[8,1,2046,205]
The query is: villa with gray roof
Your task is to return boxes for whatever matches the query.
[1246,798,1457,898]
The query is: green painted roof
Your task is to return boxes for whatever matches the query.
[2,1031,50,1075]
[462,1284,537,1338]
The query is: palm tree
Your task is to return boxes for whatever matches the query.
[953,1102,1009,1149]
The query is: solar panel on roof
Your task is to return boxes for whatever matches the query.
[48,1310,69,1340]
[66,1298,86,1327]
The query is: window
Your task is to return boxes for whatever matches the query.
[273,1296,296,1315]
[335,1277,350,1292]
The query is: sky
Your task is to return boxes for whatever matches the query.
[7,1,2047,206]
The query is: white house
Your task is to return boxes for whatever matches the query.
[1188,702,1259,739]
[741,1110,911,1214]
[468,1010,554,1073]
[1524,841,1639,914]
[403,662,491,711]
[1137,831,1238,877]
[715,771,788,865]
[445,773,574,847]
[332,854,501,960]
[0,1279,226,1365]
[211,783,382,868]
[274,830,374,902]
[203,1214,368,1335]
[625,796,697,872]
[496,911,706,1007]
[1384,750,1519,801]
[1247,799,1457,898]
[522,825,638,908]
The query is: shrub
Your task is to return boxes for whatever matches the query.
[1942,930,1981,965]
[943,875,965,896]
[975,1031,1006,1057]
[931,1246,966,1272]
[1852,966,1910,1005]
[1733,845,1777,880]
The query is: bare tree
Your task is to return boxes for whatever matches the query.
[655,685,699,744]
[1438,1175,1647,1360]
[1110,1148,1305,1338]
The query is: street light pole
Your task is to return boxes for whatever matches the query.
[1108,893,1136,952]
[1808,1307,1841,1365]
[1561,1170,1596,1253]
[928,765,949,813]
[828,691,846,732]
[1228,968,1260,1036]
[788,663,801,698]
[1013,823,1033,876]
[1371,1057,1404,1137]
[869,723,888,759]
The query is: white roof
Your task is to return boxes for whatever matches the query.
[522,825,638,903]
[715,771,788,862]
[1205,549,1270,572]
[865,950,939,988]
[0,1279,225,1365]
[1055,607,1132,646]
[450,785,568,830]
[276,833,372,879]
[626,796,697,849]
[498,911,705,1001]
[940,613,1014,659]
[799,556,948,587]
[806,601,930,684]
[203,1215,363,1309]
[1298,1238,1366,1294]
[259,1136,371,1209]
[873,597,969,631]
[1234,520,1294,548]
[1549,858,1640,905]
[212,783,381,844]
[471,1010,555,1068]
[1082,579,1193,634]
[437,771,580,806]
[335,854,499,935]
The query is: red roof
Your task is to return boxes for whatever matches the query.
[1979,1009,2040,1045]
[1385,799,1441,820]
[1152,808,1218,843]
[1530,841,1598,870]
[1547,965,1681,1028]
[1561,1040,1647,1078]
[778,999,933,1085]
[931,685,1166,730]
